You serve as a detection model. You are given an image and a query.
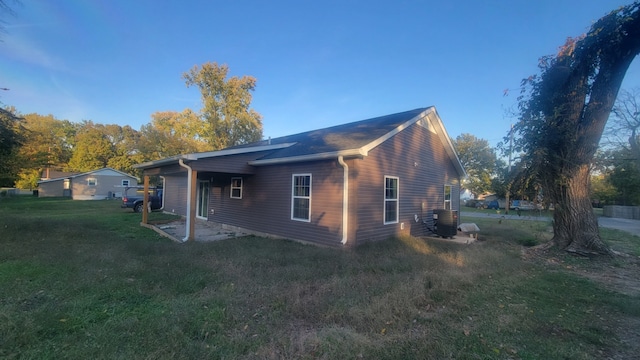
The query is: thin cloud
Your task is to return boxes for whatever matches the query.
[1,34,67,72]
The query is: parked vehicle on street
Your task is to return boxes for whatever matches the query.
[510,200,536,211]
[121,187,163,213]
[486,200,500,209]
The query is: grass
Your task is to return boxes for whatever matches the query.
[1,196,638,359]
[461,205,552,218]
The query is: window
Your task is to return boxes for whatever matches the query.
[291,174,311,221]
[122,179,130,187]
[87,178,97,186]
[444,185,452,210]
[384,176,399,224]
[230,177,243,199]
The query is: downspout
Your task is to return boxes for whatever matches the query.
[338,156,348,245]
[159,176,166,211]
[178,159,192,242]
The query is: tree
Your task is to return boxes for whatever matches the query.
[183,62,263,149]
[605,87,640,168]
[103,124,144,175]
[67,121,116,172]
[512,2,640,255]
[18,114,76,168]
[0,0,20,38]
[138,109,210,161]
[606,147,640,205]
[11,113,77,188]
[452,133,499,197]
[590,173,618,206]
[0,106,22,186]
[14,168,41,190]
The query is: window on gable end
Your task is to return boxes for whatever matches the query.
[384,176,399,224]
[444,185,452,210]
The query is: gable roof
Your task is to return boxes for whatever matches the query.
[41,169,80,180]
[135,107,466,177]
[37,167,138,184]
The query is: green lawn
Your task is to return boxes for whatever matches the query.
[1,196,638,359]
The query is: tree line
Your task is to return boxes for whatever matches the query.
[0,62,263,188]
[1,1,638,256]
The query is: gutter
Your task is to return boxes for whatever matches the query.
[134,142,297,169]
[249,148,366,166]
[178,159,192,242]
[337,156,349,245]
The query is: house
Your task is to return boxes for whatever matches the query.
[135,107,466,246]
[37,167,139,200]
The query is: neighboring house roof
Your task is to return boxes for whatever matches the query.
[135,107,466,178]
[41,170,80,180]
[37,167,138,184]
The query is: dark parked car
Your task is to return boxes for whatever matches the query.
[486,200,500,209]
[121,187,163,213]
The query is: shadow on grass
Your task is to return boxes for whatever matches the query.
[0,196,637,359]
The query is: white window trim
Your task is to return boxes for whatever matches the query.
[291,173,312,222]
[444,184,452,210]
[384,176,399,225]
[121,179,130,187]
[230,177,243,199]
[87,178,97,186]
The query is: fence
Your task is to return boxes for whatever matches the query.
[603,205,640,220]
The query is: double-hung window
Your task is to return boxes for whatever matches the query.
[291,174,311,221]
[230,177,243,199]
[87,178,97,186]
[444,185,452,210]
[122,179,130,187]
[384,176,399,224]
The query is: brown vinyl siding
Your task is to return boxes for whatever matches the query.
[207,160,345,247]
[352,121,461,245]
[162,174,188,216]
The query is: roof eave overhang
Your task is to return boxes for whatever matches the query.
[133,142,297,170]
[248,148,366,166]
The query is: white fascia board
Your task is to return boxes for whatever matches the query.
[359,107,434,156]
[248,148,366,166]
[190,142,297,160]
[133,154,187,169]
[428,108,468,178]
[37,178,67,184]
[134,142,297,169]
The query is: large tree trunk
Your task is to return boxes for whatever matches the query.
[550,4,640,255]
[551,165,611,255]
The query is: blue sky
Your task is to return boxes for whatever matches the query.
[2,0,639,147]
